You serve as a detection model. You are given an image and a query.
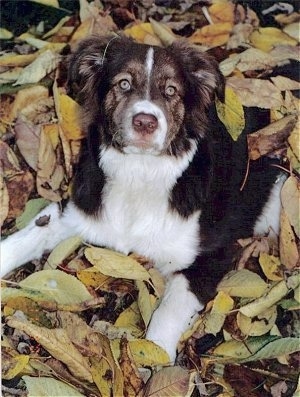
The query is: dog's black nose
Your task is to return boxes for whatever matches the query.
[132,113,158,135]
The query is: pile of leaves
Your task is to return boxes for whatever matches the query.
[1,0,299,396]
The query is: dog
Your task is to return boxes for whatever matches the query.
[1,35,283,362]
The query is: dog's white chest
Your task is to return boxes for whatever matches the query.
[68,147,201,275]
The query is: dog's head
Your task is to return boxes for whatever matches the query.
[68,35,224,156]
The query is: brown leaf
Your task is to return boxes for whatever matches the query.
[279,210,299,270]
[224,364,267,397]
[227,76,283,109]
[119,336,144,397]
[14,115,41,170]
[247,114,297,160]
[143,366,196,397]
[7,171,34,219]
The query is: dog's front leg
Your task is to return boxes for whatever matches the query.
[1,203,76,277]
[146,273,202,363]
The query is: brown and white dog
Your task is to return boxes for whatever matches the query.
[1,35,283,362]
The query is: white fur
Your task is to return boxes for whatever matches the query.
[146,273,203,363]
[122,100,168,155]
[145,47,154,98]
[254,175,285,237]
[1,143,199,278]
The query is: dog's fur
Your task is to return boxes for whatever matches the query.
[1,36,283,362]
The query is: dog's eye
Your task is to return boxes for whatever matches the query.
[165,85,176,97]
[119,79,131,91]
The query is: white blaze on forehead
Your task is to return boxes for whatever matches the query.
[145,47,154,98]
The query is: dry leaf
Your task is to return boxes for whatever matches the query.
[0,174,9,225]
[143,366,196,397]
[119,336,144,397]
[85,247,151,281]
[205,291,234,335]
[279,210,299,270]
[114,301,144,337]
[259,253,283,282]
[128,339,170,367]
[44,236,82,269]
[239,273,300,317]
[227,76,282,109]
[281,176,300,238]
[14,115,41,170]
[237,306,277,336]
[247,114,297,160]
[124,23,162,46]
[190,22,233,47]
[149,18,177,46]
[217,269,268,298]
[22,375,85,396]
[13,50,60,86]
[19,269,93,304]
[215,86,245,141]
[7,316,93,382]
[250,27,297,52]
[1,347,30,380]
[209,2,235,24]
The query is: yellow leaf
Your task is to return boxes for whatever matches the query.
[23,376,85,396]
[250,27,297,52]
[0,28,13,40]
[237,306,277,337]
[189,22,233,47]
[136,280,155,327]
[114,302,144,337]
[124,23,162,45]
[56,93,85,140]
[2,347,29,380]
[209,2,235,23]
[30,0,59,6]
[129,339,170,366]
[77,270,113,289]
[85,247,151,281]
[44,236,82,269]
[239,274,300,317]
[280,210,299,269]
[7,316,93,382]
[281,176,300,238]
[205,291,234,335]
[42,124,59,149]
[13,50,60,86]
[149,18,177,46]
[19,269,93,304]
[215,86,245,141]
[217,269,268,298]
[259,253,283,281]
[0,53,38,67]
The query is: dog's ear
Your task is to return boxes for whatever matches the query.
[170,40,225,106]
[67,35,121,104]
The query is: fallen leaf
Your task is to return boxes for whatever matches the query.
[10,85,49,121]
[0,174,9,225]
[143,366,196,397]
[128,339,170,367]
[216,86,245,141]
[190,22,233,47]
[7,171,35,219]
[22,376,85,396]
[149,18,177,46]
[250,27,297,52]
[119,336,144,397]
[124,23,162,45]
[205,291,234,335]
[13,50,60,86]
[136,280,155,327]
[209,2,235,24]
[7,316,93,382]
[279,210,299,269]
[237,306,277,337]
[227,76,283,109]
[259,253,283,281]
[16,198,50,230]
[85,247,151,281]
[114,301,144,337]
[14,115,41,170]
[0,53,38,67]
[217,269,268,298]
[271,76,300,92]
[247,114,297,160]
[44,236,82,269]
[239,273,300,317]
[19,269,93,304]
[1,347,30,380]
[281,176,300,238]
[283,22,300,41]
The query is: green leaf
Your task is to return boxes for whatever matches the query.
[23,375,85,396]
[241,337,300,363]
[16,198,50,230]
[19,270,92,304]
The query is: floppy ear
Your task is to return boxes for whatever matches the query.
[67,35,121,104]
[170,40,225,106]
